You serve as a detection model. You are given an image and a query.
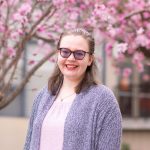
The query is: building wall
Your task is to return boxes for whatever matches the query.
[0,117,28,150]
[122,130,150,150]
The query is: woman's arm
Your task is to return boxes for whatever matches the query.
[97,104,122,150]
[23,87,46,150]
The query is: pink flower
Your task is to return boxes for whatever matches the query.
[93,4,112,22]
[17,29,24,36]
[8,0,19,6]
[32,10,42,21]
[135,34,149,47]
[0,24,5,32]
[105,43,113,57]
[142,74,150,81]
[37,40,44,46]
[13,13,28,24]
[137,63,144,72]
[125,0,145,11]
[107,0,121,7]
[113,42,128,58]
[80,4,86,10]
[119,43,128,53]
[136,27,144,35]
[132,52,144,72]
[64,22,77,30]
[87,17,97,27]
[37,25,46,32]
[28,60,35,65]
[18,3,32,15]
[69,11,79,20]
[119,16,127,25]
[66,0,76,4]
[13,13,22,21]
[52,0,65,6]
[107,25,117,37]
[132,52,144,64]
[7,47,16,57]
[123,68,132,77]
[11,32,19,39]
[10,28,23,39]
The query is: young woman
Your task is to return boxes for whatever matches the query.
[24,28,122,150]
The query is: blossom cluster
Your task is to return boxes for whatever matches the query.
[0,0,149,75]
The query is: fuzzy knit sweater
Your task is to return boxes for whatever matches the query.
[24,84,122,150]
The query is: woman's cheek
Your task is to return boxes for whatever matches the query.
[57,57,65,70]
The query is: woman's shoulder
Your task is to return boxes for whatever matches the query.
[89,84,115,96]
[33,85,51,102]
[32,85,52,108]
[87,84,118,107]
[36,85,50,96]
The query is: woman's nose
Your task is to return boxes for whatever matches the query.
[67,52,75,60]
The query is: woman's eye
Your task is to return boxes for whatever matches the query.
[62,49,70,54]
[76,51,84,56]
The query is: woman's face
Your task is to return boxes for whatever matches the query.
[57,35,93,82]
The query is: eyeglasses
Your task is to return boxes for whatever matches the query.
[58,48,92,60]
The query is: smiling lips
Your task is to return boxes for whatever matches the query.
[65,64,78,70]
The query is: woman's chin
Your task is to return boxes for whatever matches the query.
[63,74,80,81]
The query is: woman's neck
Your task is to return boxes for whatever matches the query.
[61,77,81,93]
[55,78,78,101]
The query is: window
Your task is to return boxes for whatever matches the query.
[139,65,150,117]
[117,61,150,118]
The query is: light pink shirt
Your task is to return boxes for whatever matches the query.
[40,94,76,150]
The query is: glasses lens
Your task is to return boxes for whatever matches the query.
[74,50,85,60]
[60,48,71,58]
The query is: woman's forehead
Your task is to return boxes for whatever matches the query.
[60,35,89,50]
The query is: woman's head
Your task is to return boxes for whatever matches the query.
[48,28,100,94]
[57,28,95,55]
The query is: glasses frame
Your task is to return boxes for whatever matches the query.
[58,48,92,60]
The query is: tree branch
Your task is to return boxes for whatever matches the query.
[0,50,56,109]
[28,4,56,37]
[0,4,57,83]
[34,34,55,43]
[124,8,150,19]
[1,56,18,94]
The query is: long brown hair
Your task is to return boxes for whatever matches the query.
[48,28,100,95]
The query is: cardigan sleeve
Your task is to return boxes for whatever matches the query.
[96,96,122,150]
[23,87,46,150]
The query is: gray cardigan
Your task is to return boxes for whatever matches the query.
[24,85,122,150]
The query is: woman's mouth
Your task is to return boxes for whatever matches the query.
[65,64,78,70]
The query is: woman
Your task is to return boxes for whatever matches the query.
[24,28,122,150]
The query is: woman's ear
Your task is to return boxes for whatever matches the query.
[88,55,94,66]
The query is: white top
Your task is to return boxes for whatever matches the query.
[39,94,76,150]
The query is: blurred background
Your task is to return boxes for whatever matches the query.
[0,0,150,150]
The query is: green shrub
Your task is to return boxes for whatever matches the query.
[121,143,130,150]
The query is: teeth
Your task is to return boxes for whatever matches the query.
[66,65,77,68]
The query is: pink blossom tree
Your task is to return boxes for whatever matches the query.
[0,0,150,109]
